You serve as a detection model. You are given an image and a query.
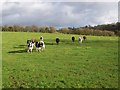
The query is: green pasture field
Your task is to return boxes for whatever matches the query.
[2,32,118,88]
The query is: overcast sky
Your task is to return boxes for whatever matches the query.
[1,1,118,28]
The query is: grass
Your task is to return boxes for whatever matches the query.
[2,32,118,88]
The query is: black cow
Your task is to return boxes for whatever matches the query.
[56,38,60,45]
[72,36,75,42]
[83,36,86,41]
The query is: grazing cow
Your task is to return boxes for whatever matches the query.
[56,38,60,45]
[83,36,86,41]
[79,36,83,44]
[27,41,34,53]
[72,36,75,43]
[35,40,45,52]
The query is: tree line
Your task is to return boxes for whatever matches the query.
[81,22,120,36]
[1,22,119,36]
[2,25,56,33]
[59,28,115,36]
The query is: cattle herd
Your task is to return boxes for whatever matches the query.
[26,35,86,53]
[27,36,45,53]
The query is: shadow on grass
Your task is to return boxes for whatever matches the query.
[45,42,57,45]
[8,49,26,53]
[13,44,26,48]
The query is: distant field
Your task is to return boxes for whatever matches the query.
[2,32,118,88]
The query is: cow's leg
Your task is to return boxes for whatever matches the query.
[38,48,39,52]
[81,40,82,43]
[27,49,29,52]
[36,48,38,51]
[29,48,32,53]
[27,48,30,53]
[39,47,42,52]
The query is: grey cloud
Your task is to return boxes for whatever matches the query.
[2,2,118,27]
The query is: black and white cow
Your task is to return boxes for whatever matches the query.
[78,36,83,44]
[26,39,36,52]
[35,40,45,52]
[27,41,34,52]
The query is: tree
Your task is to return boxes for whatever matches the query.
[31,25,38,32]
[24,26,32,32]
[49,26,56,33]
[60,28,70,34]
